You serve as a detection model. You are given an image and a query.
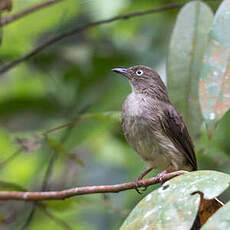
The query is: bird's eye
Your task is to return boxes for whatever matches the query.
[136,70,143,76]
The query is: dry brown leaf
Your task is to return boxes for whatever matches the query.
[192,192,223,229]
[0,0,12,12]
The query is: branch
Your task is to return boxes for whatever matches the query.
[0,3,183,76]
[0,171,186,201]
[0,0,62,26]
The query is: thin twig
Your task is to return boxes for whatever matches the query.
[43,117,85,136]
[21,104,78,229]
[19,205,36,230]
[0,0,62,26]
[20,128,73,229]
[21,105,91,228]
[0,3,183,75]
[38,204,73,230]
[0,148,22,168]
[20,103,91,228]
[0,171,186,201]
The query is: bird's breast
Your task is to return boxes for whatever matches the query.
[122,93,145,117]
[122,93,160,159]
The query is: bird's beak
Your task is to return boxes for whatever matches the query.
[112,68,130,79]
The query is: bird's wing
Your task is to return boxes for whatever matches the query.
[159,104,197,170]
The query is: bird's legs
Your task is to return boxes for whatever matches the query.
[134,165,174,194]
[134,167,154,194]
[155,164,173,184]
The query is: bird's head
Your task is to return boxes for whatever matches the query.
[112,65,169,102]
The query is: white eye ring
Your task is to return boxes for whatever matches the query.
[136,69,143,76]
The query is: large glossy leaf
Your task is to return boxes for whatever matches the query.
[167,1,213,138]
[120,171,230,230]
[199,0,230,129]
[201,201,230,230]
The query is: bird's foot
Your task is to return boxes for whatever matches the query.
[134,167,154,194]
[155,165,173,184]
[155,170,167,184]
[134,178,148,194]
[134,178,143,194]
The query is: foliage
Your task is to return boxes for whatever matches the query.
[199,0,230,134]
[121,0,230,229]
[201,200,230,230]
[121,171,229,229]
[167,1,213,138]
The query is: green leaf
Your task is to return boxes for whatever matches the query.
[167,1,213,137]
[120,171,230,230]
[199,0,230,129]
[201,201,230,230]
[0,181,27,191]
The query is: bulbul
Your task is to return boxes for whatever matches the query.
[112,65,197,192]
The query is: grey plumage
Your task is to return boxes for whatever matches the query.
[113,65,197,174]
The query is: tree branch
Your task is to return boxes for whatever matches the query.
[0,171,186,201]
[0,3,183,76]
[0,0,62,26]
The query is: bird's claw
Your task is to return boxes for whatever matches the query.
[155,171,167,185]
[134,179,142,194]
[134,179,147,194]
[159,177,164,185]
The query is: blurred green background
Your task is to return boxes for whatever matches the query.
[0,0,229,229]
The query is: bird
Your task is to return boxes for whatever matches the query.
[112,65,197,193]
